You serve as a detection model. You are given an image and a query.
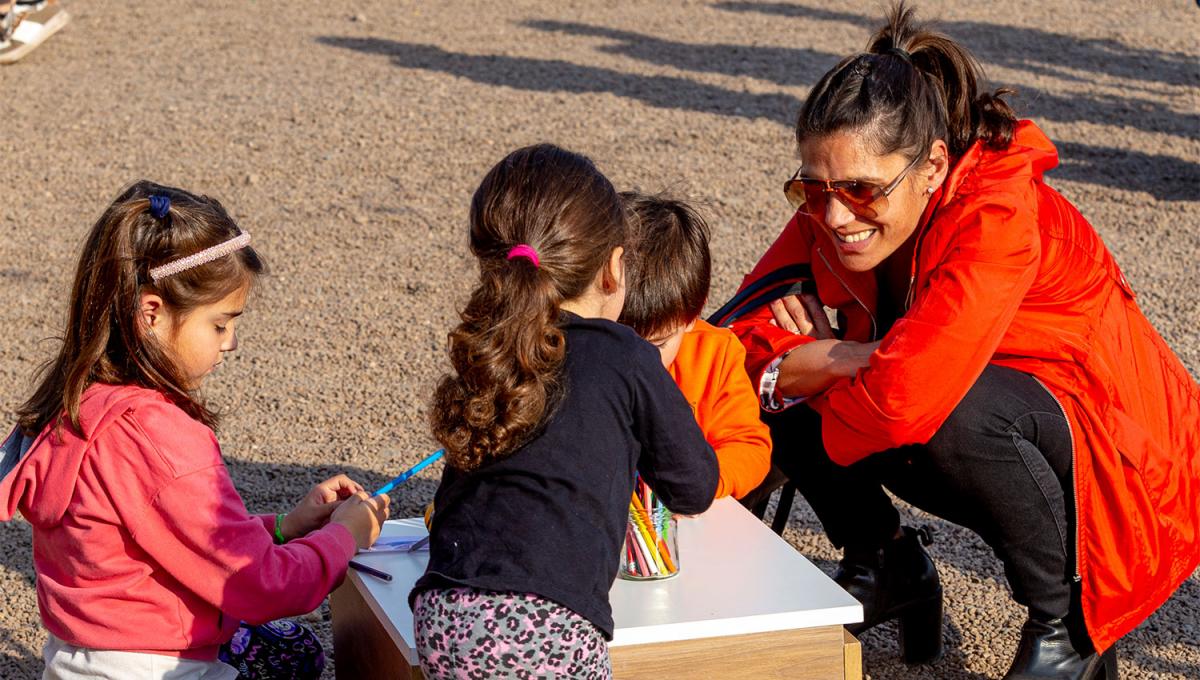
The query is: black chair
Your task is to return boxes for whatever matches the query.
[739,465,798,535]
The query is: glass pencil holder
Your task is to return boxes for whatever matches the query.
[618,492,679,581]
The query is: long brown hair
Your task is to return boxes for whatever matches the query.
[17,180,264,436]
[431,144,629,472]
[796,1,1018,160]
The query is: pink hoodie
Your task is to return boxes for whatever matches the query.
[0,383,356,660]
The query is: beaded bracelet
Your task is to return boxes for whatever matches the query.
[274,513,288,544]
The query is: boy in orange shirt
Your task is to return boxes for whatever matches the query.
[619,192,771,499]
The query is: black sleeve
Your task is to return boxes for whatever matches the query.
[628,343,719,515]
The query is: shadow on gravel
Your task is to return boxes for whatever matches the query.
[0,521,38,678]
[714,2,1199,90]
[1119,576,1200,678]
[515,15,1199,201]
[1053,141,1200,202]
[315,36,800,124]
[0,629,39,680]
[225,459,442,523]
[859,617,995,680]
[520,20,839,88]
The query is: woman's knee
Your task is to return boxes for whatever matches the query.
[924,365,1050,465]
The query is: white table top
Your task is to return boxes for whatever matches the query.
[344,497,862,664]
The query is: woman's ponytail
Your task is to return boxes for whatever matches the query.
[798,1,1018,159]
[973,88,1018,151]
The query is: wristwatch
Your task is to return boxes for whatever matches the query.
[759,350,794,411]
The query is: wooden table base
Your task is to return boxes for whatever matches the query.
[331,579,421,680]
[331,579,862,680]
[611,625,860,680]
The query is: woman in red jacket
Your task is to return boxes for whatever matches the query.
[716,4,1199,678]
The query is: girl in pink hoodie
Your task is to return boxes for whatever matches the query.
[0,181,390,679]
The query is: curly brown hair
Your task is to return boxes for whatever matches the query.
[17,180,264,437]
[430,144,629,472]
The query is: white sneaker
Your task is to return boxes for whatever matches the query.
[13,1,50,15]
[0,2,68,64]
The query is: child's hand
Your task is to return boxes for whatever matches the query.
[280,474,365,541]
[330,492,391,549]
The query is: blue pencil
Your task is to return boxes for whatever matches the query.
[372,449,445,496]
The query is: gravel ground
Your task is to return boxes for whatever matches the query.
[1,1,1196,678]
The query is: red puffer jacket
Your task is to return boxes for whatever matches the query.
[713,121,1199,650]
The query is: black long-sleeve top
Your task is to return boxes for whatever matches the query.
[411,314,719,638]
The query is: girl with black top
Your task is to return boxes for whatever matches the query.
[410,143,719,679]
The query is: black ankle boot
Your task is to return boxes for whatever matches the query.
[835,525,943,664]
[1003,615,1118,679]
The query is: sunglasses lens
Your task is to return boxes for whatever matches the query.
[785,179,886,219]
[835,184,884,219]
[783,180,806,210]
[804,184,830,216]
[785,181,828,216]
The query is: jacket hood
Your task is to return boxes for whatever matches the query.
[943,120,1059,200]
[0,384,162,526]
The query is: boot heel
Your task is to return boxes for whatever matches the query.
[1093,645,1118,679]
[898,592,944,664]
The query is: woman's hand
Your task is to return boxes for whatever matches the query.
[280,474,365,541]
[331,492,391,549]
[777,339,881,399]
[768,293,835,339]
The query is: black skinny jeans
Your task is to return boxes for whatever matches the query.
[766,364,1075,620]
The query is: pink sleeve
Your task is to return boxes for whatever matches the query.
[105,408,356,625]
[256,513,278,536]
[140,465,356,624]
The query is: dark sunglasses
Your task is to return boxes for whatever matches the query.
[784,153,923,220]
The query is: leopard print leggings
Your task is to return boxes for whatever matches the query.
[413,587,612,679]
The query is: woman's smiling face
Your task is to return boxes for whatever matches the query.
[797,131,946,272]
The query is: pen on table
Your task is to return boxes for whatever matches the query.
[372,449,445,497]
[348,560,393,582]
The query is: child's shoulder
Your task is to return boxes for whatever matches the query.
[680,319,744,362]
[567,314,651,348]
[81,383,219,474]
[687,319,738,342]
[565,315,662,369]
[80,383,192,429]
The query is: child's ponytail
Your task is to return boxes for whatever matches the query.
[431,144,628,472]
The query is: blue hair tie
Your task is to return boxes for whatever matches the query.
[149,195,171,219]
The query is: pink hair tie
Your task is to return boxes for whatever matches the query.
[506,244,540,268]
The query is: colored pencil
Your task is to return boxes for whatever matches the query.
[348,560,393,582]
[372,449,444,497]
[629,515,659,576]
[630,494,667,573]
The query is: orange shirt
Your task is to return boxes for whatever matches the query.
[668,320,771,500]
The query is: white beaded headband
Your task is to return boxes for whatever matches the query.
[149,232,253,283]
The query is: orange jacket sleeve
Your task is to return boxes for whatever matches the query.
[671,322,772,499]
[811,197,1041,464]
